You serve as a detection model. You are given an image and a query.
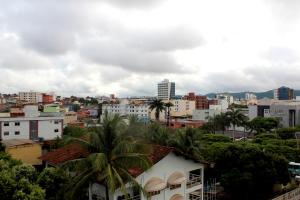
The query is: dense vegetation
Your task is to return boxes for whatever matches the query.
[0,152,69,200]
[1,110,299,200]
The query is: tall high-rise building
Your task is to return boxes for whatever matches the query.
[274,86,294,100]
[157,79,175,100]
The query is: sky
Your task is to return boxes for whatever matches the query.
[1,0,300,97]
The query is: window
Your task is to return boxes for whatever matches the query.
[4,131,9,136]
[4,122,9,126]
[15,131,20,135]
[54,129,59,133]
[15,122,20,126]
[54,120,59,124]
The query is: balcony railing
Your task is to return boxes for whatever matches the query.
[189,189,202,200]
[187,173,202,189]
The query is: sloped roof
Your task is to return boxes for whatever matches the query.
[2,139,37,148]
[39,143,89,165]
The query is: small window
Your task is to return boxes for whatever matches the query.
[54,120,59,124]
[4,131,9,136]
[15,131,20,135]
[148,191,160,197]
[15,122,20,126]
[4,122,9,126]
[54,129,59,133]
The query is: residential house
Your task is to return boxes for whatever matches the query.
[40,145,204,200]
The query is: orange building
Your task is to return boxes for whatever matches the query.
[183,92,209,110]
[42,93,54,104]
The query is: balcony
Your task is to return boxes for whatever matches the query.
[189,189,202,200]
[186,173,202,189]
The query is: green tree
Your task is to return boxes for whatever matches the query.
[169,128,202,159]
[226,108,248,141]
[145,122,171,146]
[247,117,279,134]
[212,144,290,200]
[149,99,165,121]
[64,113,151,200]
[37,168,70,200]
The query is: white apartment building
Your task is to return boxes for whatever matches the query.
[158,79,175,100]
[102,99,150,121]
[245,92,257,100]
[19,92,42,103]
[149,100,195,121]
[41,145,204,200]
[0,105,64,141]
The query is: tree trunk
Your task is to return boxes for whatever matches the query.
[233,125,235,141]
[105,185,110,200]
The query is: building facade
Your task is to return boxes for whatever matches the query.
[274,86,294,100]
[0,105,64,141]
[19,92,42,103]
[102,99,150,123]
[158,79,175,100]
[183,93,209,110]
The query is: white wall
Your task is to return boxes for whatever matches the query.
[0,117,63,140]
[1,120,30,140]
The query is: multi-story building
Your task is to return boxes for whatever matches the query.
[19,92,43,104]
[269,101,300,127]
[245,92,257,100]
[42,93,54,104]
[274,86,294,100]
[183,92,209,110]
[102,99,150,122]
[157,79,175,100]
[216,93,234,105]
[0,105,64,141]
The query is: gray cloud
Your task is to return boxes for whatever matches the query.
[102,0,162,9]
[261,46,299,63]
[80,25,203,73]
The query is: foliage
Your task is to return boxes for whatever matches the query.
[37,168,70,200]
[144,122,172,146]
[149,99,165,121]
[277,127,300,139]
[213,144,290,200]
[64,113,152,200]
[0,153,45,200]
[247,117,279,134]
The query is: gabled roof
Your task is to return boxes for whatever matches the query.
[39,143,89,165]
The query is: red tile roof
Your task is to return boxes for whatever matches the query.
[39,143,89,165]
[40,143,174,173]
[128,145,174,177]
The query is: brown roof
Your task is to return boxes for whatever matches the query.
[128,145,174,177]
[40,143,173,171]
[39,143,89,165]
[2,139,37,148]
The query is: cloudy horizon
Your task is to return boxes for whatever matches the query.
[1,0,300,97]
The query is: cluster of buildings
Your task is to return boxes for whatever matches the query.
[1,83,299,200]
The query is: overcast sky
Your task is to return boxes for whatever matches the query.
[1,0,300,97]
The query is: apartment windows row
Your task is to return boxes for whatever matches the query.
[3,131,20,136]
[3,122,21,126]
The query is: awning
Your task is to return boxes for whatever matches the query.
[145,177,167,192]
[170,194,184,200]
[167,171,186,185]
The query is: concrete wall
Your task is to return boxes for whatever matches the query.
[0,117,63,140]
[6,143,42,165]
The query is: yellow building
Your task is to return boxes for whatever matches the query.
[2,139,42,165]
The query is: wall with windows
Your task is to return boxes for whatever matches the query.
[0,117,63,140]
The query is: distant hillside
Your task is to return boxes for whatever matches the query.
[206,90,300,99]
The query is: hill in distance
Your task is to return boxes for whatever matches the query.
[206,90,300,99]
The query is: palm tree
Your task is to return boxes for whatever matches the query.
[149,99,165,121]
[164,102,174,127]
[226,108,248,141]
[64,113,151,200]
[169,128,203,160]
[214,113,230,134]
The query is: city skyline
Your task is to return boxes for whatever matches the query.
[1,0,300,96]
